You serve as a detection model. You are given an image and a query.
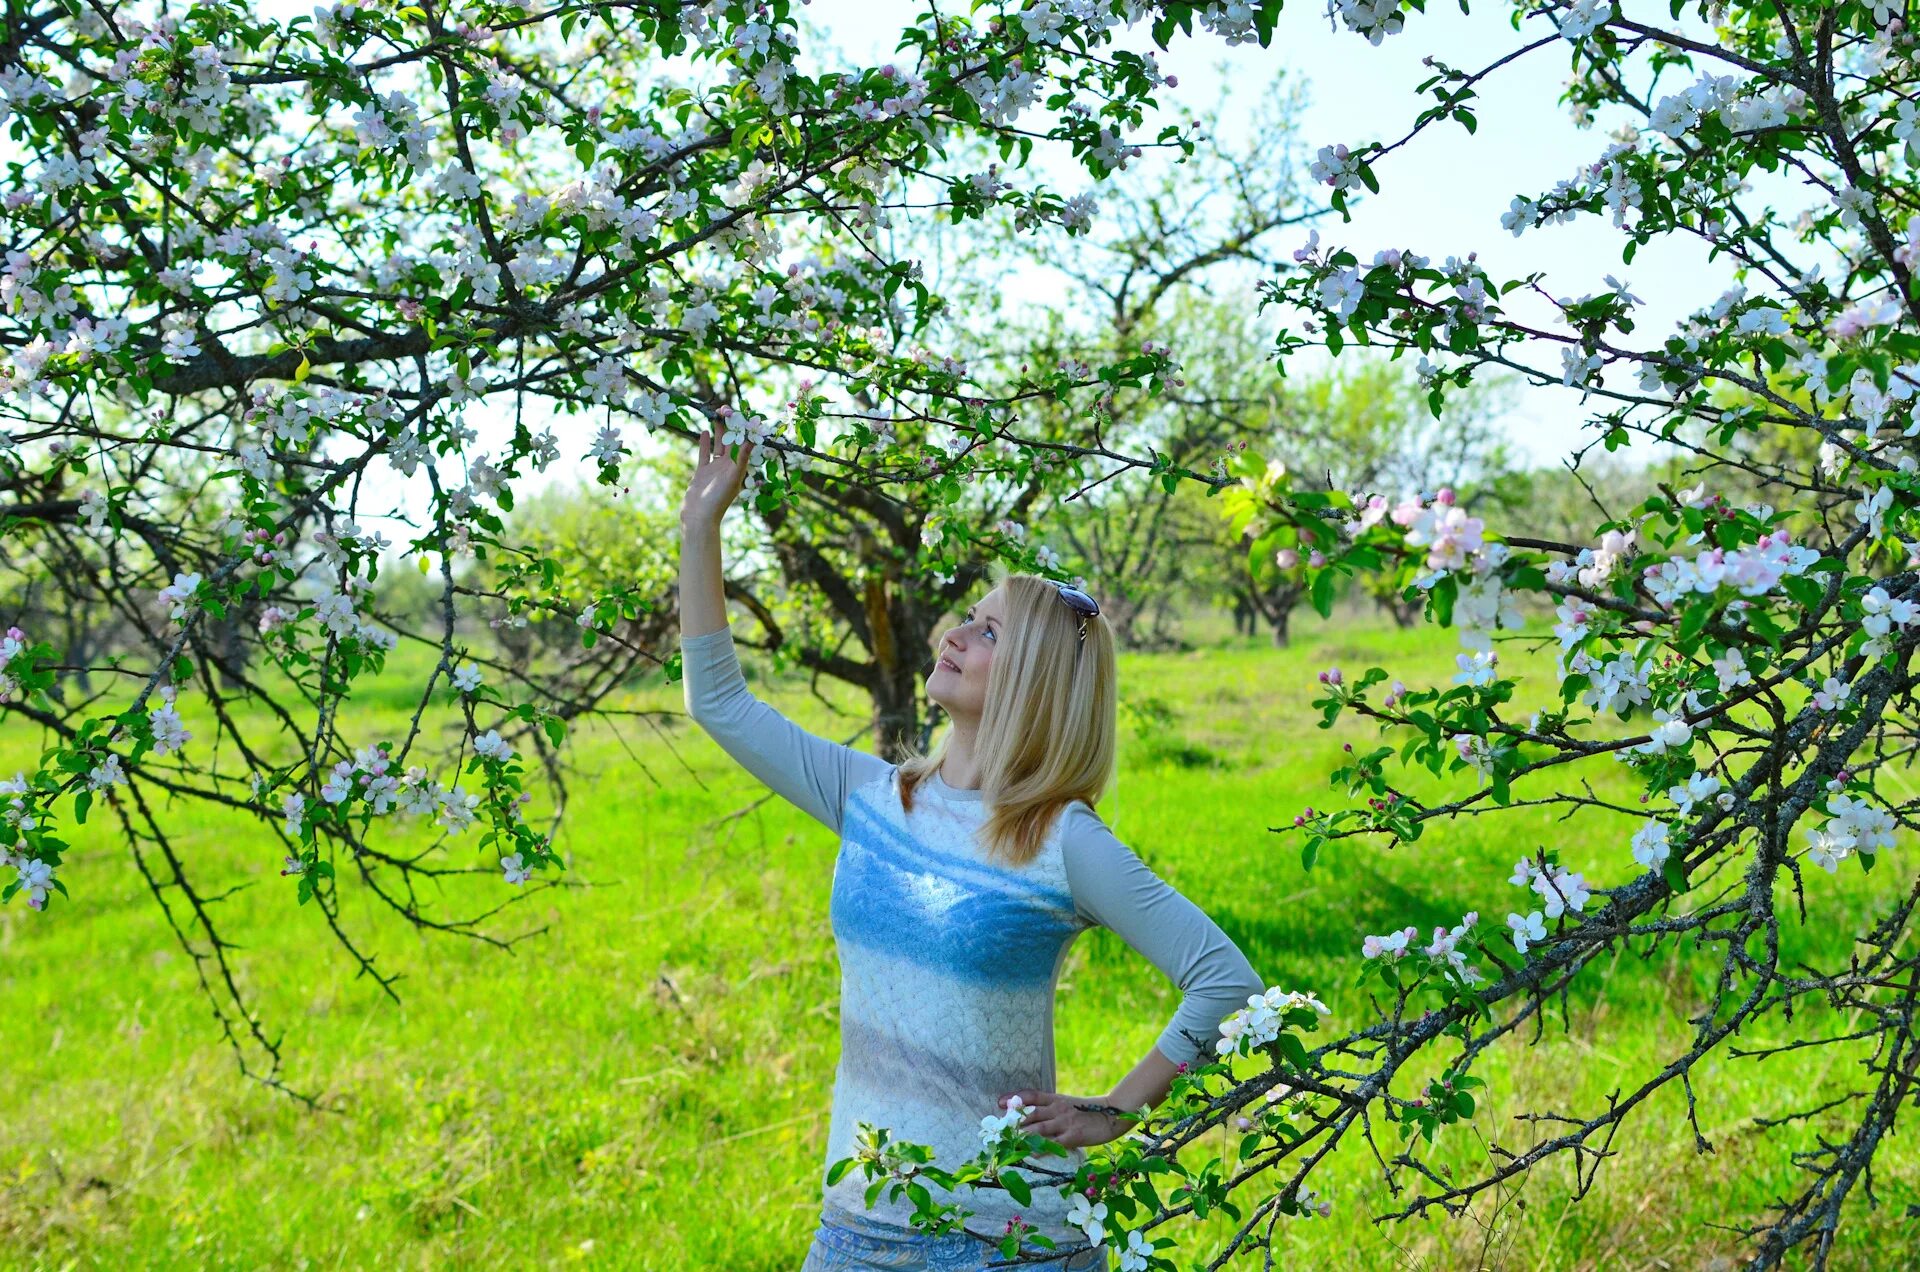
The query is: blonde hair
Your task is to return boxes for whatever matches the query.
[896,569,1118,866]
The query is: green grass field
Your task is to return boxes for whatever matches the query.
[1,613,1911,1270]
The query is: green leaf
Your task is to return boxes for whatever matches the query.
[1002,1170,1031,1206]
[1309,569,1337,618]
[1678,600,1712,644]
[1781,575,1823,612]
[1429,574,1458,627]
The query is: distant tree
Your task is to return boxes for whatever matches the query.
[705,76,1321,750]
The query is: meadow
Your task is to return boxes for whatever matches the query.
[1,610,1911,1270]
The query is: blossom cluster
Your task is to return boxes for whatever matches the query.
[1422,913,1482,984]
[1506,857,1590,953]
[1,846,55,911]
[1361,914,1484,985]
[276,742,486,842]
[1215,984,1333,1057]
[146,685,191,756]
[1116,1226,1160,1270]
[1636,531,1821,605]
[1647,71,1806,142]
[1353,486,1523,650]
[0,625,27,702]
[1804,793,1897,873]
[978,1093,1030,1148]
[1327,0,1405,45]
[1859,584,1920,659]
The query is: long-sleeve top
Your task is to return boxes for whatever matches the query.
[680,625,1266,1249]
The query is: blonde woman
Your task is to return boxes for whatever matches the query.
[678,420,1266,1270]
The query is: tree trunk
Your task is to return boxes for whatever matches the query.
[865,574,934,762]
[1268,605,1291,647]
[1230,590,1255,638]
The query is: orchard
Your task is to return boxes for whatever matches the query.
[2,1,1917,1268]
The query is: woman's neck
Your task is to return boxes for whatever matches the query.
[940,719,982,790]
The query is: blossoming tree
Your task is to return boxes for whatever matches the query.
[827,1,1920,1268]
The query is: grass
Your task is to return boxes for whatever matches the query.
[0,612,1911,1270]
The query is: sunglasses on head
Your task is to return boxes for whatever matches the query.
[1051,581,1099,642]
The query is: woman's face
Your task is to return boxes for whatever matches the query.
[926,586,1004,721]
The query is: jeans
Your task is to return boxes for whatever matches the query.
[800,1203,1108,1271]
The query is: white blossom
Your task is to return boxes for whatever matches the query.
[1812,676,1851,712]
[1803,826,1851,873]
[1065,1192,1109,1244]
[157,571,202,622]
[87,753,125,791]
[1318,267,1364,320]
[282,791,306,836]
[1453,650,1498,687]
[1637,709,1693,755]
[1528,868,1589,918]
[436,786,480,832]
[1668,772,1721,815]
[148,699,190,755]
[1632,819,1672,869]
[12,856,54,910]
[1507,910,1547,953]
[1363,925,1418,959]
[979,1093,1030,1145]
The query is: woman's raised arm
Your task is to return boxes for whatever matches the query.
[677,420,893,835]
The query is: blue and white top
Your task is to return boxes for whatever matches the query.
[681,625,1265,1249]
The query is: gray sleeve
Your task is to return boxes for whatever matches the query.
[680,625,894,836]
[1059,804,1265,1069]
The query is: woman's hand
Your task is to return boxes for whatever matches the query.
[995,1090,1133,1151]
[680,417,754,530]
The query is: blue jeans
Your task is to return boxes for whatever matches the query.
[801,1203,1109,1271]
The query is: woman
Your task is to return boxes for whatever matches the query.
[677,420,1266,1269]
